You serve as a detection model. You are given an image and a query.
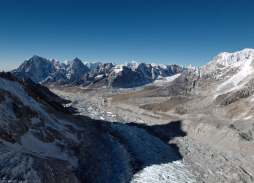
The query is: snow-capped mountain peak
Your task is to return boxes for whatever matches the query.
[187,64,200,75]
[123,61,140,67]
[63,60,71,66]
[67,57,85,69]
[187,64,198,70]
[49,58,57,61]
[65,58,90,80]
[28,55,43,61]
[12,55,56,83]
[12,56,91,83]
[200,48,254,78]
[49,58,62,70]
[215,48,254,67]
[72,57,82,63]
[49,58,60,65]
[83,61,103,70]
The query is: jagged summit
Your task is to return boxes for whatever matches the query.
[123,61,140,67]
[69,61,185,88]
[12,55,61,83]
[28,55,43,60]
[12,56,92,83]
[83,61,103,70]
[72,57,82,62]
[63,60,71,66]
[214,48,254,67]
[24,55,49,65]
[12,55,186,87]
[49,58,58,62]
[11,48,254,88]
[65,58,90,80]
[199,48,254,78]
[68,57,84,68]
[187,64,199,71]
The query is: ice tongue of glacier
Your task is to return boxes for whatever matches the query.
[110,123,196,183]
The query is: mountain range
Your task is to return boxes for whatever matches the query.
[12,56,186,88]
[11,48,254,97]
[12,56,91,84]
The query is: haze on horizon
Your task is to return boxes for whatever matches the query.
[1,0,254,71]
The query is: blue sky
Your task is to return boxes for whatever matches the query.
[1,0,254,71]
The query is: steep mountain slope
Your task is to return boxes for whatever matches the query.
[70,62,115,87]
[0,72,83,182]
[65,58,91,80]
[12,56,91,84]
[12,55,64,83]
[41,58,92,85]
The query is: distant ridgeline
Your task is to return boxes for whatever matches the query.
[12,55,186,88]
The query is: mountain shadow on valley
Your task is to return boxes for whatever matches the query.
[127,121,186,142]
[74,114,186,183]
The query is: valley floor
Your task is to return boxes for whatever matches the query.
[50,86,254,183]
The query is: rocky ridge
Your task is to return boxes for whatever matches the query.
[83,61,103,70]
[12,56,91,84]
[12,56,186,88]
[64,62,186,88]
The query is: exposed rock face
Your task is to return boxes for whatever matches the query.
[140,48,254,100]
[110,63,185,88]
[66,58,91,80]
[12,55,186,88]
[111,66,147,87]
[200,48,254,76]
[62,60,71,67]
[0,72,83,181]
[67,62,185,88]
[69,62,115,87]
[83,61,102,70]
[41,69,67,84]
[12,56,90,84]
[12,55,64,83]
[214,87,254,106]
